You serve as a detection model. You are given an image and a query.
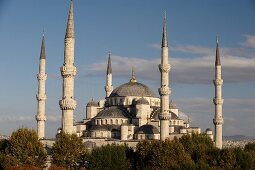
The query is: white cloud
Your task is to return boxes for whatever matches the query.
[174,98,255,136]
[88,54,255,84]
[241,35,255,48]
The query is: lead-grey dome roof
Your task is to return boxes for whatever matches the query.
[109,82,156,97]
[95,107,129,118]
[86,100,98,107]
[135,124,159,134]
[136,98,149,105]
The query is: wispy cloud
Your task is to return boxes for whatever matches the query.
[0,114,61,123]
[241,35,255,48]
[172,45,214,55]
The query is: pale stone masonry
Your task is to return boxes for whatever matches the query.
[36,32,47,139]
[158,14,171,141]
[105,51,113,98]
[59,0,77,134]
[213,37,224,149]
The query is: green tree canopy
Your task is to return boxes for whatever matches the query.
[88,143,131,170]
[0,128,47,169]
[135,139,195,170]
[51,132,87,169]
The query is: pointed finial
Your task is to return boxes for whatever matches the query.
[40,31,46,59]
[106,50,112,74]
[215,36,221,65]
[130,67,137,83]
[65,0,75,39]
[161,12,168,48]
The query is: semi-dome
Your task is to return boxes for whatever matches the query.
[135,124,159,134]
[109,82,156,97]
[95,107,129,118]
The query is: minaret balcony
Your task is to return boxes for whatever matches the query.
[158,64,170,73]
[213,79,223,86]
[213,98,224,105]
[35,115,46,121]
[37,73,47,81]
[158,111,170,120]
[158,86,171,96]
[213,118,224,125]
[36,94,47,101]
[59,98,77,110]
[60,66,77,78]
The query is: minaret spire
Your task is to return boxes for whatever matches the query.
[59,0,77,134]
[213,37,224,149]
[107,50,112,75]
[215,36,221,65]
[65,0,74,39]
[36,32,47,139]
[105,50,113,98]
[158,14,171,141]
[161,12,168,48]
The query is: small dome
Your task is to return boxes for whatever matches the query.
[109,82,156,97]
[135,124,159,134]
[206,128,212,131]
[152,109,179,120]
[87,99,98,107]
[170,102,177,109]
[95,107,129,118]
[136,98,149,105]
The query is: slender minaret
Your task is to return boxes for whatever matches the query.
[158,14,171,141]
[59,0,77,134]
[213,37,224,149]
[36,32,47,139]
[104,51,113,98]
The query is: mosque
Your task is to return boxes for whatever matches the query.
[36,1,224,149]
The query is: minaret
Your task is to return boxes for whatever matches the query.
[213,37,224,149]
[36,32,47,139]
[158,14,171,141]
[104,51,113,98]
[59,0,77,134]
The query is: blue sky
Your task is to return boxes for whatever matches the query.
[0,0,255,138]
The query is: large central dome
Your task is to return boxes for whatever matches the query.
[109,82,156,97]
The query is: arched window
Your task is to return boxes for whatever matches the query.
[101,120,103,125]
[116,119,118,125]
[111,119,113,124]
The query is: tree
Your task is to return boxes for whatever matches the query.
[179,133,214,164]
[51,132,87,169]
[244,142,255,168]
[135,139,195,170]
[0,128,47,169]
[88,143,131,170]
